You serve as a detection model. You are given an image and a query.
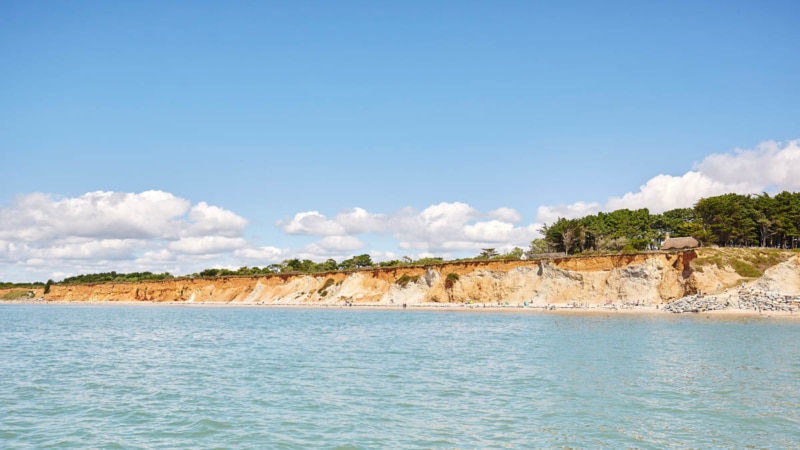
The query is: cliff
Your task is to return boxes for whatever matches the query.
[45,252,698,306]
[664,254,800,313]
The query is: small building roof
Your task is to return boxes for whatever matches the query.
[662,236,699,250]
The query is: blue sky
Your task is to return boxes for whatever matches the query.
[1,0,799,281]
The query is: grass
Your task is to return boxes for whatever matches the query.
[694,247,795,278]
[395,274,420,287]
[730,260,762,278]
[1,290,33,300]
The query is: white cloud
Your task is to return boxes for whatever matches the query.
[536,139,800,223]
[488,207,522,223]
[0,190,257,280]
[0,190,247,243]
[313,236,365,252]
[137,249,176,263]
[334,208,387,234]
[695,140,800,190]
[186,202,248,237]
[0,190,191,241]
[294,236,366,260]
[234,246,285,261]
[418,202,479,230]
[168,236,248,255]
[279,211,346,235]
[278,201,538,256]
[34,239,141,260]
[536,201,602,223]
[604,171,752,212]
[278,207,387,236]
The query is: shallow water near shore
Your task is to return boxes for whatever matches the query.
[2,305,799,448]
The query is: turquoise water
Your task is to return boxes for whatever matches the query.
[1,305,799,448]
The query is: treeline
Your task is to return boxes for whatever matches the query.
[0,281,45,289]
[48,252,532,286]
[59,271,175,285]
[192,254,463,277]
[540,191,800,254]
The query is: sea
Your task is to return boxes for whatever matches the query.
[1,304,799,449]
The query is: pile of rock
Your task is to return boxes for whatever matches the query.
[663,294,732,314]
[664,289,800,314]
[738,288,800,312]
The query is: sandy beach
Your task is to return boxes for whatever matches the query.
[6,298,799,319]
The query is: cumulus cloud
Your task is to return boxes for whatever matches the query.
[279,211,345,235]
[234,246,285,261]
[536,201,602,224]
[298,236,367,258]
[536,139,800,223]
[0,190,191,241]
[280,202,538,255]
[186,202,248,237]
[0,190,253,280]
[488,207,522,223]
[167,236,248,255]
[278,207,386,236]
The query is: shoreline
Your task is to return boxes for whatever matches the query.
[4,299,799,318]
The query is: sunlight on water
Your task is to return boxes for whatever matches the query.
[1,305,799,448]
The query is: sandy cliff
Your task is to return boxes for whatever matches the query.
[45,252,698,306]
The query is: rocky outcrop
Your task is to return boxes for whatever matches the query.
[664,255,800,313]
[45,252,698,306]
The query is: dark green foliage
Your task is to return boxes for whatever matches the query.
[320,278,336,291]
[478,248,498,259]
[378,259,404,267]
[498,247,524,260]
[411,257,444,265]
[0,281,45,290]
[445,273,459,289]
[539,191,800,254]
[395,274,420,287]
[59,271,174,285]
[339,254,373,270]
[730,260,762,278]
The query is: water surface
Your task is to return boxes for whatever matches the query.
[1,305,799,448]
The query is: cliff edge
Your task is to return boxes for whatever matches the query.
[45,252,697,306]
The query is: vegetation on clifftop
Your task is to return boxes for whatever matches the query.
[693,247,795,278]
[540,191,800,255]
[59,271,175,285]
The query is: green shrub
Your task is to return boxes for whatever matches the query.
[395,274,420,287]
[445,273,459,289]
[320,278,335,291]
[730,260,762,278]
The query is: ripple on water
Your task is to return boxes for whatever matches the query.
[1,306,799,448]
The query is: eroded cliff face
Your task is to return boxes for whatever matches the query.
[45,252,698,306]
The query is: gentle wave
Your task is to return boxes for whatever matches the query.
[1,305,799,448]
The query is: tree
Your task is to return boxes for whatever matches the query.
[478,248,498,259]
[527,238,549,257]
[282,259,304,272]
[503,247,524,260]
[339,254,373,270]
[541,218,580,254]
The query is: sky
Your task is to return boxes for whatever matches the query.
[1,0,799,282]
